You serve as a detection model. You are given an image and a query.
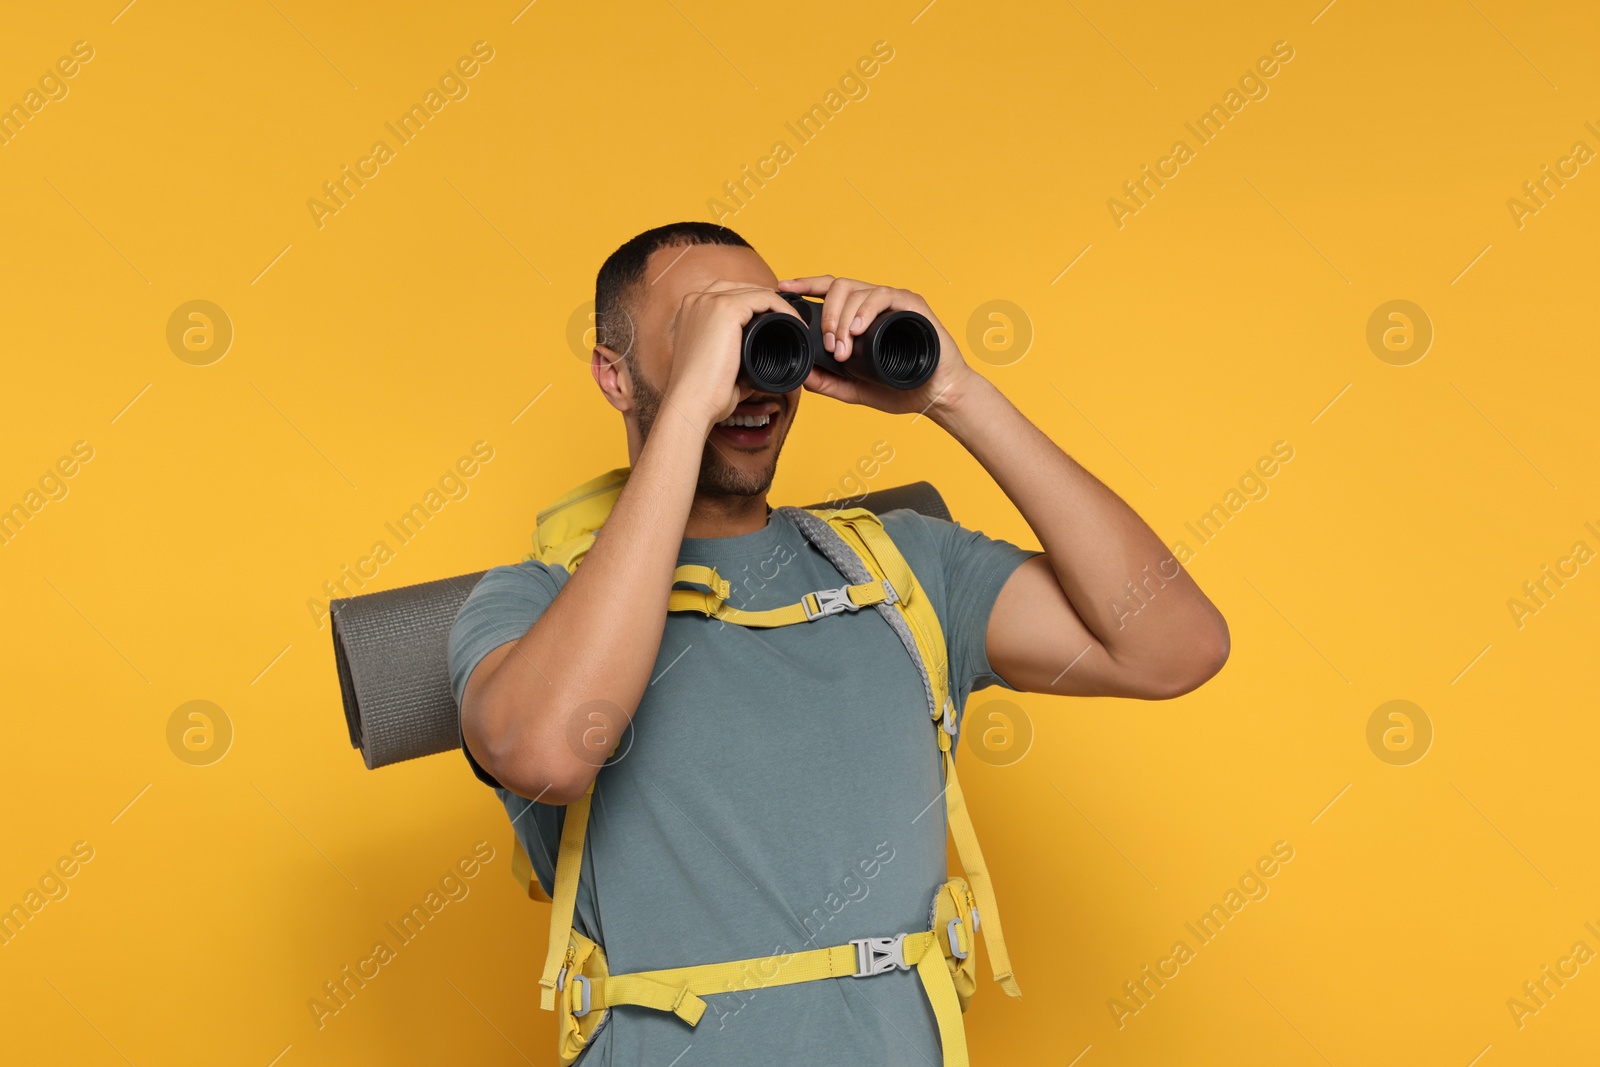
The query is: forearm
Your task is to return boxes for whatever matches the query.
[473,411,706,798]
[931,373,1226,670]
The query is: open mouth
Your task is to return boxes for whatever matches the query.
[712,397,781,447]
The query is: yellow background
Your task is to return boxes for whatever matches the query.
[3,1,1597,1063]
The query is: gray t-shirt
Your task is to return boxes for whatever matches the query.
[447,506,1039,1066]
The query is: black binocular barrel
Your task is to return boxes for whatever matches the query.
[832,309,940,390]
[740,310,812,394]
[740,293,939,394]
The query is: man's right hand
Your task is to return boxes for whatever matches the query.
[662,282,804,431]
[464,284,802,803]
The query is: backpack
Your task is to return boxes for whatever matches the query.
[515,467,1020,1066]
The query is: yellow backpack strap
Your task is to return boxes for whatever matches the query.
[666,562,893,627]
[932,731,1020,996]
[538,780,595,1011]
[585,927,968,1065]
[510,827,553,903]
[796,507,1022,999]
[530,493,1018,1038]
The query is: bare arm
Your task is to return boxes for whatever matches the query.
[460,284,801,802]
[935,375,1229,700]
[779,273,1229,702]
[460,410,704,802]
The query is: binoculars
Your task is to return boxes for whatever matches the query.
[741,292,940,394]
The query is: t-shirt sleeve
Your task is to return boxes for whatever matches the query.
[447,560,569,788]
[878,507,1043,704]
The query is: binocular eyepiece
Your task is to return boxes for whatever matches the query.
[741,292,940,394]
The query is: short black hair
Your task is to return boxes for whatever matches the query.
[593,222,754,365]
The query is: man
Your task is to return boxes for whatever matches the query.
[449,221,1229,1063]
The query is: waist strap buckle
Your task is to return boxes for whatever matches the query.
[850,933,910,977]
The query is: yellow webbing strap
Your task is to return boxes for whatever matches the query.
[936,729,1020,996]
[670,565,728,597]
[538,781,594,1012]
[666,576,891,628]
[818,510,1022,999]
[534,503,1017,1042]
[916,936,971,1065]
[535,553,888,1008]
[585,930,967,1066]
[511,831,552,903]
[814,510,950,687]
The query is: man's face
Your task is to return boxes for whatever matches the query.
[618,243,799,499]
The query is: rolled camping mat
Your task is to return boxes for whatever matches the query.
[332,481,951,769]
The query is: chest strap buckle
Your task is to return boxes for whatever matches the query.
[803,586,862,620]
[803,579,897,621]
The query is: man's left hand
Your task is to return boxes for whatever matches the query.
[777,275,974,417]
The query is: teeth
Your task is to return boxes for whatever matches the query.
[717,413,772,428]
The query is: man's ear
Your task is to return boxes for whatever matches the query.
[592,346,631,413]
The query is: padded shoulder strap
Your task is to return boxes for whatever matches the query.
[782,505,1022,998]
[778,506,950,723]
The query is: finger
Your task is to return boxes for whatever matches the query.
[713,285,805,324]
[802,364,860,404]
[846,287,902,342]
[701,283,781,301]
[820,277,865,353]
[750,286,808,325]
[679,284,769,319]
[805,363,902,415]
[832,292,883,363]
[831,288,879,363]
[778,274,835,296]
